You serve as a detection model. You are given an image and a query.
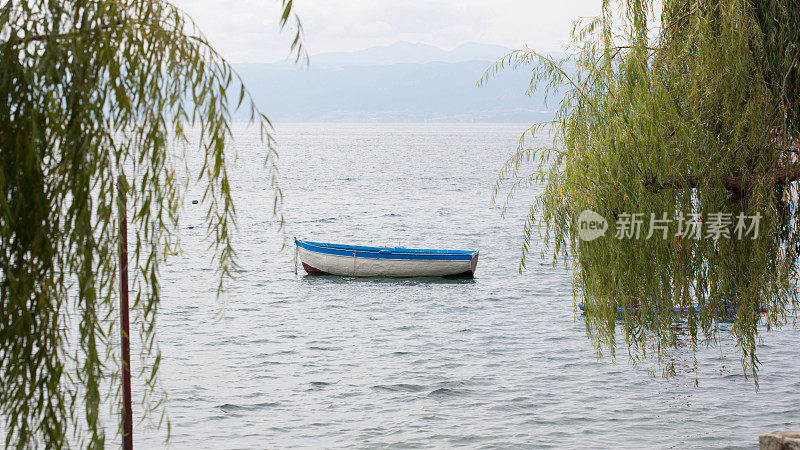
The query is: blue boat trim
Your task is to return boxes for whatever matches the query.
[295,238,478,261]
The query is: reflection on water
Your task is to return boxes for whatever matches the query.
[300,275,478,286]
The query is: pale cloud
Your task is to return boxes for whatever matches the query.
[171,0,605,63]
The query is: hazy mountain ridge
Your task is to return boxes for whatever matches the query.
[303,41,514,68]
[235,42,566,122]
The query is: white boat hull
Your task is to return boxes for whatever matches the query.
[298,246,477,277]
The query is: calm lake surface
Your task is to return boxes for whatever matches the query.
[138,123,800,448]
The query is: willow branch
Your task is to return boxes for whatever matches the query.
[4,21,124,46]
[644,161,800,196]
[612,45,661,51]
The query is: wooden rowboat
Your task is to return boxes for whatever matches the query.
[295,238,479,277]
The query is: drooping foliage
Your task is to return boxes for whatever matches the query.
[487,0,799,382]
[0,0,303,446]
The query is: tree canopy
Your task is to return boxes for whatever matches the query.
[489,0,799,382]
[0,0,303,446]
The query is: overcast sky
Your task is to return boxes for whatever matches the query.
[171,0,605,63]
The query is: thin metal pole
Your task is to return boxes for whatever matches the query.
[118,177,133,450]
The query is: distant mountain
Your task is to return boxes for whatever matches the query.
[446,42,515,63]
[235,42,568,123]
[304,41,514,68]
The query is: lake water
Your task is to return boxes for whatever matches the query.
[137,123,800,448]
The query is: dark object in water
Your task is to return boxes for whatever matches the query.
[578,301,768,315]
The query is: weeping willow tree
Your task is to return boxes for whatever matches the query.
[488,0,799,382]
[0,0,303,446]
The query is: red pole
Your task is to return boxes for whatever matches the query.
[118,177,133,449]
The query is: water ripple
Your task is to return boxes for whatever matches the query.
[137,124,800,449]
